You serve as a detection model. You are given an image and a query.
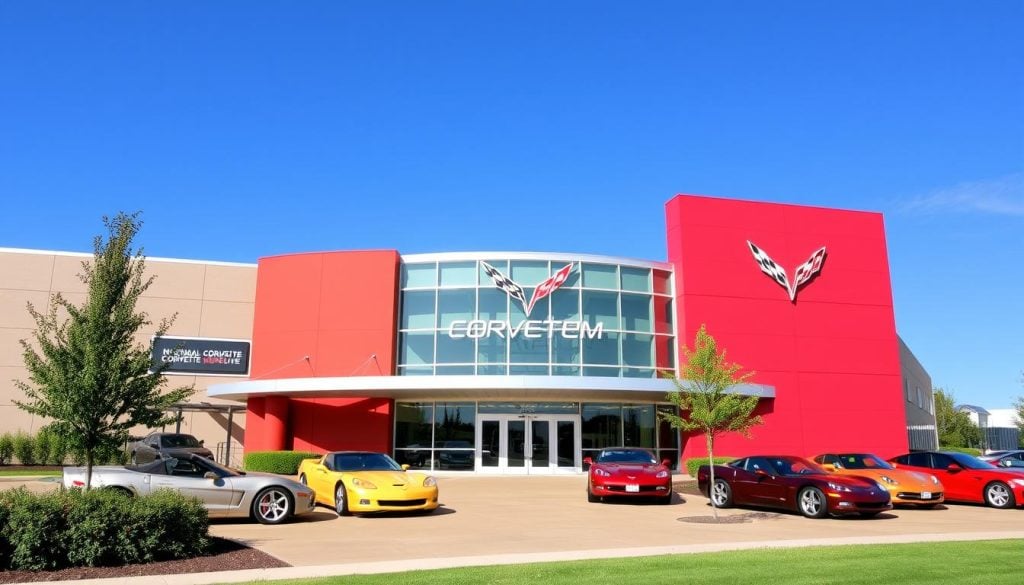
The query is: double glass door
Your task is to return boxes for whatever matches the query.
[478,414,580,474]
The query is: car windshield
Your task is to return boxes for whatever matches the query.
[333,453,403,472]
[947,452,998,470]
[160,434,201,448]
[835,454,894,470]
[771,457,824,476]
[597,449,657,464]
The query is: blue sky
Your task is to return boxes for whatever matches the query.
[1,2,1021,408]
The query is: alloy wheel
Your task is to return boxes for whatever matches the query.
[255,488,290,524]
[800,488,824,517]
[986,483,1011,508]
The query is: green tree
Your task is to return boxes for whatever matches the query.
[933,388,981,449]
[14,212,193,488]
[659,324,762,519]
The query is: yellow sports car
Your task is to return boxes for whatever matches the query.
[813,453,944,507]
[296,451,439,516]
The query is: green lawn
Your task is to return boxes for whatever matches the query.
[0,469,62,477]
[234,540,1024,585]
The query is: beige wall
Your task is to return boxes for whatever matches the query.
[0,248,256,464]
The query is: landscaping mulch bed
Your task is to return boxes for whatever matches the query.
[673,478,701,496]
[0,537,288,583]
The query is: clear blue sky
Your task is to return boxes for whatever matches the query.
[1,2,1021,408]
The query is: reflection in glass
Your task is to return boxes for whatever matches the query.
[551,289,580,321]
[439,262,477,287]
[510,260,549,285]
[401,291,436,329]
[621,294,652,332]
[531,420,550,467]
[399,332,433,365]
[435,334,474,363]
[557,420,575,467]
[582,290,618,329]
[622,333,653,367]
[582,263,617,289]
[623,405,655,447]
[403,263,437,288]
[508,420,526,467]
[394,403,433,449]
[437,289,475,327]
[583,332,618,365]
[481,420,499,467]
[582,404,621,451]
[620,267,651,292]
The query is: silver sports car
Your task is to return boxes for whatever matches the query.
[63,454,316,524]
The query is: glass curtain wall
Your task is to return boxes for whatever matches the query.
[398,258,675,377]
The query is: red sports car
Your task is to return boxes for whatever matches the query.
[889,451,1024,509]
[697,456,892,518]
[584,447,673,504]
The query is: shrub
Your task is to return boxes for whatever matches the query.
[0,433,13,465]
[47,432,69,466]
[32,429,52,466]
[0,487,210,570]
[243,450,321,474]
[11,432,35,466]
[685,456,737,478]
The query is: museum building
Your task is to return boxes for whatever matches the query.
[0,194,938,472]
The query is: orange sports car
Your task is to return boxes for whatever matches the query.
[813,453,944,507]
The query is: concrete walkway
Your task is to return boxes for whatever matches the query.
[16,474,1024,584]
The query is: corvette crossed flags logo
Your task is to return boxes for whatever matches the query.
[746,241,827,302]
[480,261,574,317]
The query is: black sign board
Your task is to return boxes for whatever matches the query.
[151,337,251,376]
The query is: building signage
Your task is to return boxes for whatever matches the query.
[448,261,605,339]
[746,241,827,302]
[150,337,251,376]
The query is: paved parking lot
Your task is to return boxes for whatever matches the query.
[208,474,1024,567]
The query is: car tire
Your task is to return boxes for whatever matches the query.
[710,479,733,508]
[587,483,600,503]
[105,486,133,497]
[659,492,673,505]
[253,487,292,525]
[335,482,351,516]
[798,486,828,519]
[984,482,1015,509]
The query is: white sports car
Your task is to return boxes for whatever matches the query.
[63,454,316,524]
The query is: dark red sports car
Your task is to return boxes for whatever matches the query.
[889,451,1024,508]
[697,455,892,518]
[584,447,673,504]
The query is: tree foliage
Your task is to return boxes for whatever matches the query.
[933,388,981,449]
[659,324,762,518]
[14,212,193,487]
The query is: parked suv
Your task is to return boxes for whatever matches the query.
[128,432,214,464]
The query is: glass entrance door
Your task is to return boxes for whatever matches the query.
[477,414,580,474]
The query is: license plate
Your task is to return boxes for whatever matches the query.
[921,491,931,499]
[626,484,639,493]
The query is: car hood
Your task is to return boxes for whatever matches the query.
[834,468,939,489]
[821,474,881,489]
[344,470,432,487]
[593,463,666,476]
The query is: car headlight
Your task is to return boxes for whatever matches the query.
[1010,479,1024,488]
[423,476,437,487]
[656,470,670,479]
[930,475,940,485]
[350,478,377,489]
[593,468,611,477]
[827,481,852,493]
[879,475,898,485]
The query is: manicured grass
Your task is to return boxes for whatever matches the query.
[0,469,62,477]
[235,540,1024,585]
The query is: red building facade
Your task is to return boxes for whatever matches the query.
[211,194,910,471]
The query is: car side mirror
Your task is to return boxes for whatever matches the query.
[661,459,671,467]
[199,440,205,446]
[203,472,217,480]
[822,464,836,472]
[755,469,770,478]
[946,464,962,473]
[583,457,593,465]
[401,464,410,471]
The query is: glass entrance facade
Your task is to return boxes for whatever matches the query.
[393,401,680,473]
[398,255,676,378]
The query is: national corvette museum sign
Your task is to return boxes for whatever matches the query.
[151,336,251,376]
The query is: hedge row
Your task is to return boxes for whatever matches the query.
[684,456,737,477]
[243,450,320,474]
[0,430,126,466]
[0,488,210,570]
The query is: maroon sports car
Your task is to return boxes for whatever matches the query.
[584,447,673,504]
[697,455,892,518]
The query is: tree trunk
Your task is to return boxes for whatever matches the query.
[707,433,717,520]
[85,449,94,491]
